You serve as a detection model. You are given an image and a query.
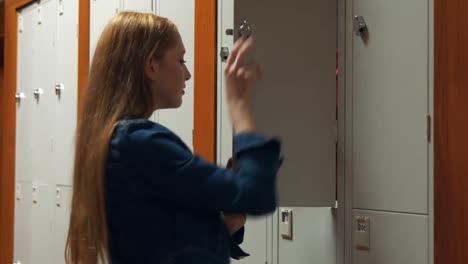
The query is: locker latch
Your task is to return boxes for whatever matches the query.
[55,83,65,96]
[220,47,230,62]
[15,92,26,102]
[353,15,368,37]
[34,88,44,100]
[32,186,38,204]
[58,0,64,15]
[16,183,22,201]
[280,209,293,240]
[56,188,63,207]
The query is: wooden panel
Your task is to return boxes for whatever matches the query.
[78,0,89,114]
[434,0,468,263]
[0,1,25,262]
[194,0,216,162]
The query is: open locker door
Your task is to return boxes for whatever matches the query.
[234,0,337,207]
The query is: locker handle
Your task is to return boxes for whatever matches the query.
[55,83,65,96]
[15,92,26,102]
[34,88,44,99]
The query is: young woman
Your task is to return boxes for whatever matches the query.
[66,12,282,264]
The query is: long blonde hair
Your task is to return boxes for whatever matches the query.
[65,12,178,263]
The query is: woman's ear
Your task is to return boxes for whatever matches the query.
[145,57,159,81]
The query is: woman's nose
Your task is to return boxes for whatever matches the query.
[185,66,192,81]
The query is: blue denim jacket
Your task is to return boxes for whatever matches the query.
[105,119,282,263]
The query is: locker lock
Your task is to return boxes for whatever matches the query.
[15,92,26,102]
[238,20,252,39]
[280,209,293,240]
[353,15,368,37]
[34,88,44,100]
[220,47,230,62]
[55,83,65,96]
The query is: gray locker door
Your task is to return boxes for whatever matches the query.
[122,0,155,13]
[30,0,58,184]
[31,184,55,264]
[352,210,428,264]
[234,0,337,207]
[16,4,36,183]
[54,0,79,186]
[352,0,428,214]
[90,0,120,61]
[14,4,38,264]
[14,182,33,264]
[233,217,269,264]
[277,208,336,264]
[54,186,73,264]
[219,2,273,263]
[158,0,195,149]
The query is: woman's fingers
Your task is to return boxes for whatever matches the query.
[232,37,254,72]
[225,38,245,68]
[225,37,255,76]
[236,63,262,81]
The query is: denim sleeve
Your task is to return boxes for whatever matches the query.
[123,127,282,215]
[229,226,250,260]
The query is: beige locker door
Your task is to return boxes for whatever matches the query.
[234,0,337,207]
[352,0,429,214]
[54,0,79,186]
[157,0,195,150]
[121,0,155,13]
[14,4,36,264]
[89,0,121,61]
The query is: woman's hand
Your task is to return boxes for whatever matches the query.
[224,37,262,134]
[223,213,247,234]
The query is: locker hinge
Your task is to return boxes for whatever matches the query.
[18,15,24,33]
[427,114,432,143]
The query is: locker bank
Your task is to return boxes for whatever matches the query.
[0,0,466,263]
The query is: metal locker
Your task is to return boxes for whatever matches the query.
[351,0,429,214]
[232,217,270,264]
[90,0,121,61]
[217,1,274,263]
[54,0,79,186]
[30,0,58,184]
[121,0,156,13]
[352,210,428,264]
[14,182,33,264]
[31,183,55,264]
[276,208,336,264]
[234,0,337,207]
[232,0,338,263]
[16,3,36,183]
[217,0,234,165]
[53,186,72,264]
[157,0,195,149]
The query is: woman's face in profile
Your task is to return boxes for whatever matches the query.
[146,32,192,110]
